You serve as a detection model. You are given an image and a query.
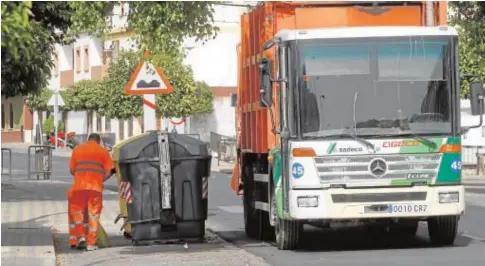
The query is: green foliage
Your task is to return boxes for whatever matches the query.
[151,54,213,118]
[98,51,143,119]
[1,1,73,98]
[62,80,102,112]
[449,1,485,98]
[68,2,219,57]
[26,89,53,111]
[43,115,64,134]
[1,1,33,60]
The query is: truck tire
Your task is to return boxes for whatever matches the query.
[275,218,302,250]
[428,215,459,246]
[243,164,261,238]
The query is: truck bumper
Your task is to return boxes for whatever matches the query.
[288,185,465,220]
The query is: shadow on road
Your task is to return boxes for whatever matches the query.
[216,224,475,253]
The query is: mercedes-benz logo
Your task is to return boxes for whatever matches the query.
[369,158,387,177]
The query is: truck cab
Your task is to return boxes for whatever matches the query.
[233,2,485,251]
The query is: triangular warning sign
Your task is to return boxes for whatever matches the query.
[125,52,174,95]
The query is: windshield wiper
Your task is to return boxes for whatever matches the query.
[396,118,437,150]
[396,132,438,150]
[325,133,377,153]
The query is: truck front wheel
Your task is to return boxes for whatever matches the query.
[427,215,459,246]
[275,217,302,250]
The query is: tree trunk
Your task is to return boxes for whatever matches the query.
[36,111,43,145]
[87,110,93,134]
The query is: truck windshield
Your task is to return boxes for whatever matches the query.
[297,36,453,138]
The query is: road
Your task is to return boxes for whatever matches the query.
[3,151,485,265]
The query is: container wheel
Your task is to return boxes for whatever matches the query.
[428,215,459,246]
[275,217,302,250]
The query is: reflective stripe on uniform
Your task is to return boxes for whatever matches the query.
[89,215,99,220]
[76,160,104,168]
[74,220,84,225]
[74,168,105,175]
[88,226,97,232]
[69,224,75,228]
[75,160,106,175]
[69,236,77,240]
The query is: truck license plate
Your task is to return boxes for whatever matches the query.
[388,204,427,213]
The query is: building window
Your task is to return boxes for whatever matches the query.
[105,117,111,132]
[1,104,5,129]
[9,103,14,128]
[120,3,125,16]
[482,126,485,138]
[128,117,133,137]
[75,47,81,72]
[54,52,59,76]
[96,114,102,132]
[84,46,90,72]
[463,133,467,140]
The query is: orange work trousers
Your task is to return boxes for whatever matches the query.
[70,190,103,246]
[67,187,89,246]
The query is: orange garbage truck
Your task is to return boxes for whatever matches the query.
[230,1,485,250]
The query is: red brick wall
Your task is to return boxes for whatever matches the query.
[23,100,33,130]
[1,130,22,143]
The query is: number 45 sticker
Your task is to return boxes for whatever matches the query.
[451,160,462,172]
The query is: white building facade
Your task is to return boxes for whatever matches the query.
[33,3,248,144]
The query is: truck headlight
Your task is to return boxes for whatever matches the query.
[297,196,318,207]
[439,192,459,203]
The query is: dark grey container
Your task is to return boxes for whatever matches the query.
[117,131,211,242]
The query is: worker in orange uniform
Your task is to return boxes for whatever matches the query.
[67,185,88,248]
[69,133,114,251]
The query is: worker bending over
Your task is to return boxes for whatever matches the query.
[69,133,114,251]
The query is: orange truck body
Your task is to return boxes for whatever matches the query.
[232,1,448,192]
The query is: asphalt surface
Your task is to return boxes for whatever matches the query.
[3,151,485,266]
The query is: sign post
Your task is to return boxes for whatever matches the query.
[125,51,174,132]
[47,89,65,148]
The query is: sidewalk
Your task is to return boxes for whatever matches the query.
[2,142,72,157]
[1,179,269,266]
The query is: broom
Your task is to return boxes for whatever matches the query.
[96,222,109,248]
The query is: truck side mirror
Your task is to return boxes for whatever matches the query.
[470,82,485,116]
[230,93,237,107]
[259,58,273,108]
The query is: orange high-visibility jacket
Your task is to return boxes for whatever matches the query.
[70,141,114,192]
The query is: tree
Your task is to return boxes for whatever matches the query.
[26,89,53,128]
[68,2,218,57]
[449,1,485,98]
[1,1,72,98]
[98,51,143,120]
[148,53,213,118]
[63,80,102,133]
[1,1,33,60]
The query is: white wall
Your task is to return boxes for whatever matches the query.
[183,5,244,87]
[74,34,103,82]
[190,96,236,142]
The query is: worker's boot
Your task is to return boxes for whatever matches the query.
[76,237,87,250]
[86,245,99,251]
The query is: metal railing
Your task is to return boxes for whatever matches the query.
[27,145,53,180]
[462,145,485,175]
[2,148,12,179]
[210,132,236,165]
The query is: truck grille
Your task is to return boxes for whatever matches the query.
[314,154,442,182]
